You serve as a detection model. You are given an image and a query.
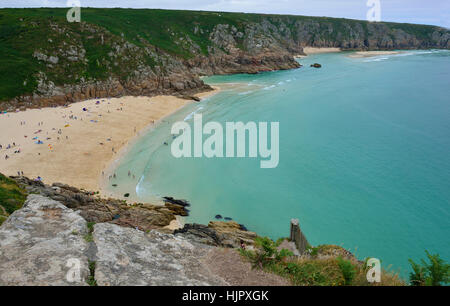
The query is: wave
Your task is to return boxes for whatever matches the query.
[363,50,448,62]
[238,91,254,95]
[263,85,276,90]
[135,174,145,196]
[364,57,389,62]
[183,106,204,121]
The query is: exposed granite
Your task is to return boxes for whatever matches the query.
[0,194,90,286]
[11,176,187,232]
[93,223,228,286]
[174,221,258,248]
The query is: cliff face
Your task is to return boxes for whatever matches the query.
[1,8,449,111]
[0,194,227,285]
[0,192,281,286]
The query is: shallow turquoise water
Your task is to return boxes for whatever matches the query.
[109,50,450,277]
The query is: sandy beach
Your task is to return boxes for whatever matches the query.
[348,51,402,58]
[295,47,342,57]
[0,88,220,194]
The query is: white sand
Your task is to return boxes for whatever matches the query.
[348,51,402,58]
[297,47,342,57]
[0,88,219,193]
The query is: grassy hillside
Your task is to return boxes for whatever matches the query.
[0,173,27,225]
[0,8,448,103]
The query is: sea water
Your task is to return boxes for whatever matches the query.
[108,50,450,277]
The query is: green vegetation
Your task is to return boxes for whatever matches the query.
[240,236,293,269]
[409,251,449,286]
[336,256,357,285]
[0,8,447,103]
[0,173,27,225]
[240,237,405,286]
[87,260,97,286]
[83,221,96,242]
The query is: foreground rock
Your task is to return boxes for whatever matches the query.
[0,195,89,285]
[0,185,290,286]
[0,194,228,285]
[93,223,227,286]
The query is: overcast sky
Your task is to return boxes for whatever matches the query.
[2,0,449,28]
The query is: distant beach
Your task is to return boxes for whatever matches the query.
[295,48,402,59]
[348,51,402,58]
[0,88,220,195]
[295,47,342,58]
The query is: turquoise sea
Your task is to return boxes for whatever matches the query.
[108,50,450,277]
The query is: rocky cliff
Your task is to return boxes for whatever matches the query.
[0,193,289,286]
[1,8,449,111]
[1,175,405,286]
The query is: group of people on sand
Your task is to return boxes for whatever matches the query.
[1,142,21,160]
[107,170,136,181]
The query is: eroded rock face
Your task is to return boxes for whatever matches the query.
[93,223,228,286]
[0,195,229,286]
[0,194,90,286]
[11,176,185,231]
[175,221,258,248]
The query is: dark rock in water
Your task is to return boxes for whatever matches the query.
[224,217,232,221]
[163,196,190,207]
[239,224,248,231]
[215,214,223,220]
[124,193,130,198]
[310,63,322,68]
[112,184,117,187]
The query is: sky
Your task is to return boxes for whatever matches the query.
[2,0,449,28]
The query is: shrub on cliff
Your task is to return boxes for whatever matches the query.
[240,236,293,269]
[239,236,405,286]
[336,256,357,285]
[0,173,27,225]
[409,251,449,286]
